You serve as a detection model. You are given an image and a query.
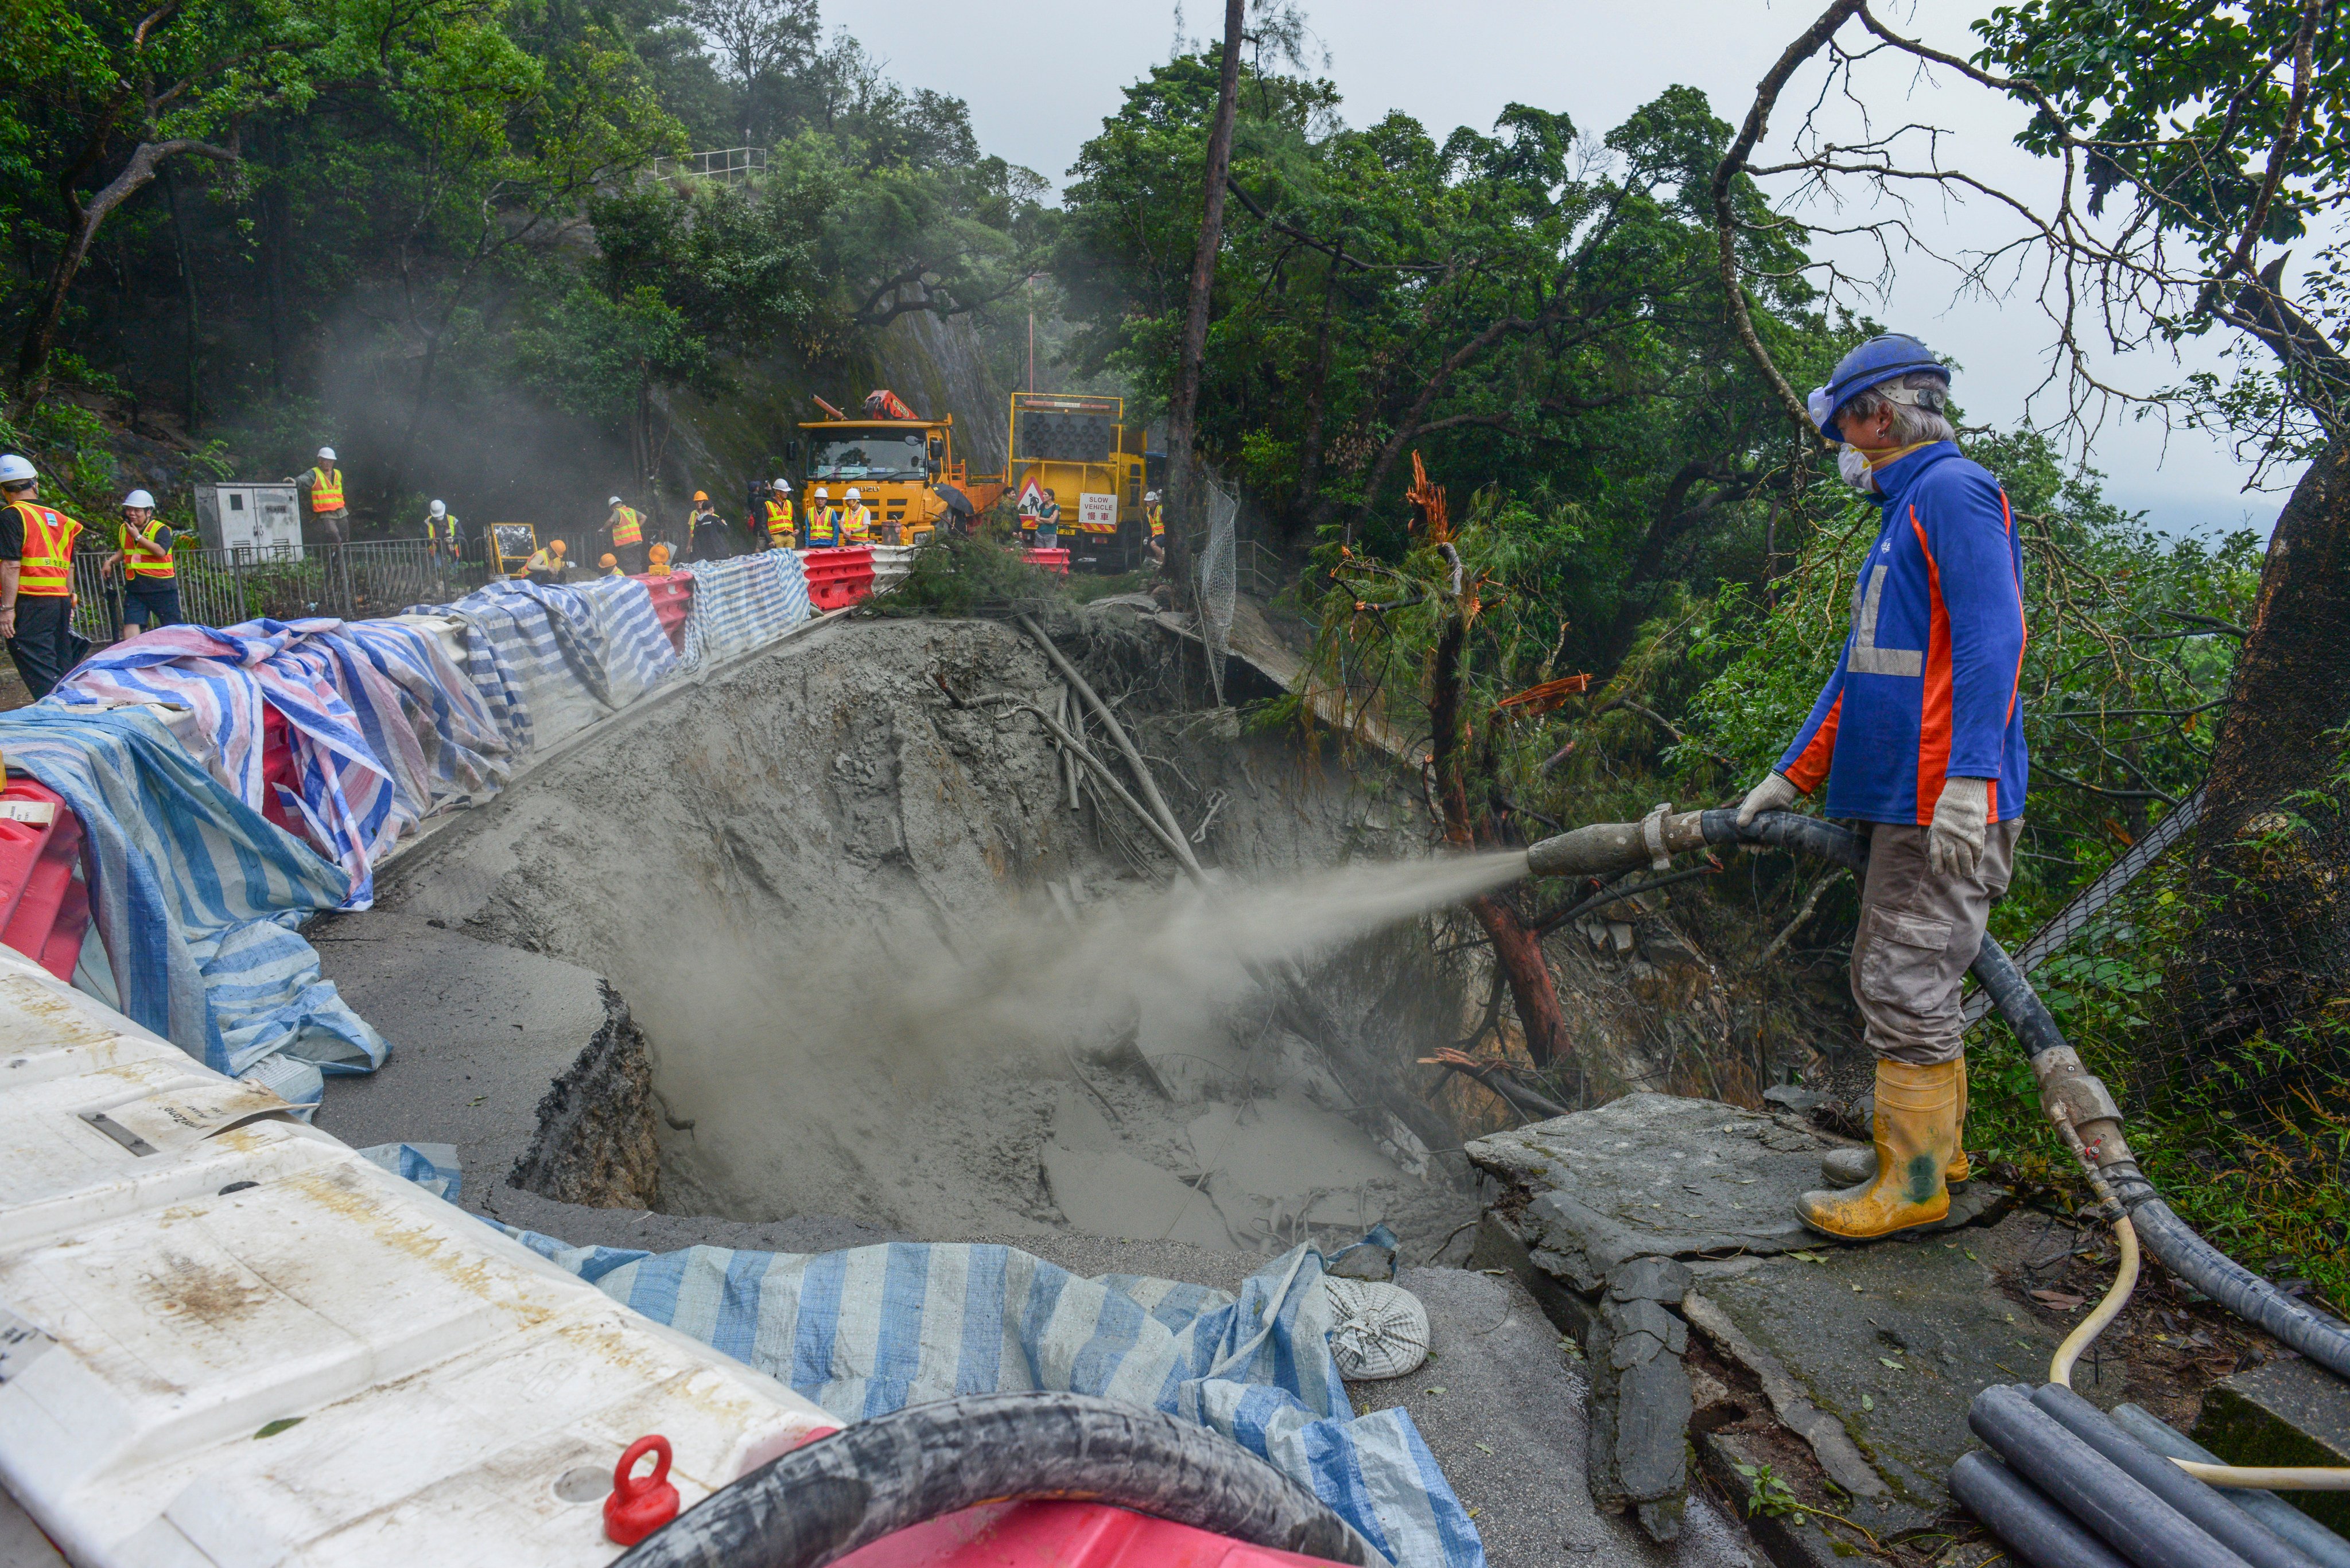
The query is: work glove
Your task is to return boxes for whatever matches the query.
[1735,771,1801,827]
[1928,775,1991,880]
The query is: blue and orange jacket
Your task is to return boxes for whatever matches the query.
[1776,442,2029,826]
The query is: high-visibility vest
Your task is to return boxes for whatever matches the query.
[10,502,81,597]
[765,498,794,542]
[843,505,872,544]
[1147,503,1164,538]
[807,506,837,546]
[310,466,345,512]
[425,513,456,547]
[609,506,642,545]
[523,548,558,574]
[118,516,177,579]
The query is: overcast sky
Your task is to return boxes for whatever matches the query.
[827,0,2295,540]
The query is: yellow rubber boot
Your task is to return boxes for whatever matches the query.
[1820,1056,1972,1185]
[1950,1057,1971,1184]
[1798,1059,1959,1239]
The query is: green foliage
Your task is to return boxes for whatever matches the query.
[865,530,1066,620]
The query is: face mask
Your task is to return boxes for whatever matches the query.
[1837,444,1877,493]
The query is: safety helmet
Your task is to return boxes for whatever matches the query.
[600,552,617,568]
[774,477,791,492]
[814,487,829,499]
[429,499,446,517]
[1808,334,1948,442]
[123,489,156,509]
[1145,490,1160,503]
[317,446,336,462]
[607,495,624,508]
[693,490,709,503]
[846,487,861,501]
[549,539,566,554]
[0,454,37,486]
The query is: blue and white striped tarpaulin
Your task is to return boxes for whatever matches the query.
[678,551,811,671]
[493,1231,1483,1568]
[576,574,682,704]
[406,580,626,754]
[0,705,385,1102]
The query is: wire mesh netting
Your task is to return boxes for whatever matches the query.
[1197,467,1238,707]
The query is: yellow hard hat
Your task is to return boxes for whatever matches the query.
[600,552,617,568]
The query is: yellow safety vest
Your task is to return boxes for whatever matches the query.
[118,516,176,580]
[765,498,794,542]
[523,548,558,574]
[1147,503,1164,538]
[807,505,837,546]
[843,505,872,544]
[11,501,81,597]
[609,506,642,546]
[310,466,345,512]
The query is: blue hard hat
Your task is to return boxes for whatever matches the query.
[1807,334,1948,442]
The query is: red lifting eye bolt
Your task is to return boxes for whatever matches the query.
[603,1435,681,1546]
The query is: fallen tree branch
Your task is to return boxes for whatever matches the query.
[1757,866,1847,968]
[1019,614,1205,882]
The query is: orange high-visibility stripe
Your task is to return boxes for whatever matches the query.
[1784,692,1842,793]
[1910,506,1955,826]
[310,466,344,511]
[10,502,81,596]
[766,499,793,540]
[610,506,643,544]
[120,517,176,579]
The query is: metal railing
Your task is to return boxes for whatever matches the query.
[650,147,767,185]
[69,541,488,648]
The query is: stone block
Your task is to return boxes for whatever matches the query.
[2197,1355,2350,1538]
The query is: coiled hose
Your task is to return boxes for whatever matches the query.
[614,1391,1377,1568]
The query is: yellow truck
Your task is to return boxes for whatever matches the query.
[796,394,1001,542]
[1004,391,1159,570]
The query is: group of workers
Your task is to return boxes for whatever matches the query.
[507,479,898,587]
[1,454,185,700]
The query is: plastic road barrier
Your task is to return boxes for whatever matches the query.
[0,779,88,981]
[0,941,838,1566]
[800,546,877,612]
[256,705,301,835]
[1026,547,1070,577]
[833,1500,1354,1566]
[631,572,694,652]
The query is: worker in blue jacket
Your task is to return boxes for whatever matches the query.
[1735,333,2028,1241]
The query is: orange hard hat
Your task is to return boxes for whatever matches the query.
[693,490,709,503]
[600,552,617,567]
[549,539,566,554]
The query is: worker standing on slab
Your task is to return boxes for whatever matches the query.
[291,446,349,544]
[841,487,872,546]
[689,491,731,561]
[763,479,796,550]
[1734,333,2027,1243]
[102,488,182,639]
[806,487,837,548]
[0,454,88,699]
[605,495,646,574]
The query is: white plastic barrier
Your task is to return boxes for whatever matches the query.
[0,943,836,1566]
[868,544,917,594]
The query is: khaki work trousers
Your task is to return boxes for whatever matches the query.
[1850,816,2023,1065]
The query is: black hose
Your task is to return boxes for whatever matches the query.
[614,1391,1377,1568]
[2032,1384,2320,1568]
[1946,1450,2133,1568]
[2126,1200,2350,1381]
[2109,1404,2350,1568]
[1970,1384,2253,1568]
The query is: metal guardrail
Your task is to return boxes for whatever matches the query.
[651,146,767,184]
[69,541,483,648]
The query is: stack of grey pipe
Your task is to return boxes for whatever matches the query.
[1951,1384,2350,1568]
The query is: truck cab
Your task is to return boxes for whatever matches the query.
[797,414,992,542]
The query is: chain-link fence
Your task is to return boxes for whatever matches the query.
[67,541,483,648]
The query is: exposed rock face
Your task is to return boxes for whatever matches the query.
[511,982,662,1208]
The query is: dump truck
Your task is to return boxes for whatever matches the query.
[1004,391,1160,571]
[794,390,1004,542]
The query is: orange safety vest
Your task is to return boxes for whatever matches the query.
[609,505,643,546]
[10,501,81,597]
[1147,503,1164,538]
[807,505,837,546]
[843,505,872,545]
[765,497,794,542]
[118,516,176,579]
[310,466,345,512]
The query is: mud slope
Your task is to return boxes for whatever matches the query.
[370,612,1481,1250]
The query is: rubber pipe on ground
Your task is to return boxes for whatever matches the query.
[1948,1450,2132,1568]
[2110,1404,2350,1568]
[2032,1384,2318,1568]
[1970,1384,2254,1568]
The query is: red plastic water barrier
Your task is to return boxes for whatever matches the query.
[631,573,694,652]
[836,1500,1344,1567]
[258,707,301,835]
[0,777,92,981]
[803,546,877,612]
[1025,547,1070,577]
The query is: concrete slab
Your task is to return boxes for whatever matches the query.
[2198,1355,2350,1537]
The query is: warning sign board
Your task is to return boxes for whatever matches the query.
[1078,493,1117,532]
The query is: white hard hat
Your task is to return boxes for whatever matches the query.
[317,446,336,462]
[846,487,861,500]
[123,489,156,509]
[608,495,624,507]
[429,499,446,517]
[774,477,791,491]
[814,487,828,497]
[1145,490,1160,502]
[0,454,37,485]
